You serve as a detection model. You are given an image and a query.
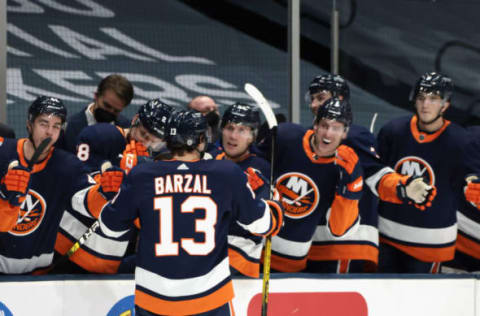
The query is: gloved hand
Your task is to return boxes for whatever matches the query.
[120,140,149,174]
[334,145,363,199]
[99,161,125,200]
[397,175,436,211]
[265,199,284,236]
[245,167,270,199]
[1,161,31,206]
[464,174,480,206]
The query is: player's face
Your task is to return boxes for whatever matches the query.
[131,122,164,152]
[415,92,448,124]
[313,119,347,157]
[222,122,253,158]
[28,114,62,150]
[310,91,345,115]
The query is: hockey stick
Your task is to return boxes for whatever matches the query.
[47,161,111,273]
[244,83,278,316]
[369,112,378,134]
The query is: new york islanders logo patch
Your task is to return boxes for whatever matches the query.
[10,189,47,236]
[275,172,319,219]
[394,156,435,185]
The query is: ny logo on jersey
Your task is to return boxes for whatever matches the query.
[10,189,47,236]
[394,156,435,185]
[275,172,319,219]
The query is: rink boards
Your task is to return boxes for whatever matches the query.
[0,273,479,316]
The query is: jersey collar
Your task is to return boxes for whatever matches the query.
[410,115,450,143]
[17,138,55,173]
[303,130,335,164]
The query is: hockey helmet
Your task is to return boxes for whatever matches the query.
[314,97,353,127]
[221,103,260,131]
[28,96,67,124]
[166,110,207,149]
[137,98,173,139]
[409,72,453,102]
[308,74,350,101]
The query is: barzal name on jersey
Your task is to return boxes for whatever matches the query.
[214,150,270,278]
[98,159,279,315]
[0,138,107,274]
[54,123,130,273]
[377,115,469,262]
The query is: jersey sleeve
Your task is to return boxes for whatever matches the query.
[98,172,138,239]
[230,167,277,237]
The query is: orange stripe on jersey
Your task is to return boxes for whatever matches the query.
[134,218,141,229]
[456,234,480,260]
[380,237,455,262]
[0,201,20,232]
[329,194,359,237]
[410,116,450,143]
[17,138,55,173]
[87,184,108,218]
[377,172,408,204]
[116,125,127,138]
[269,252,307,272]
[228,248,260,278]
[55,232,120,273]
[55,232,74,254]
[135,280,234,316]
[215,152,226,160]
[308,244,379,264]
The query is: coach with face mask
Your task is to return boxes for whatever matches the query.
[60,74,134,153]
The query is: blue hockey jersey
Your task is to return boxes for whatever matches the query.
[214,151,270,278]
[258,123,363,272]
[0,138,104,274]
[377,116,469,262]
[55,123,130,273]
[98,159,278,315]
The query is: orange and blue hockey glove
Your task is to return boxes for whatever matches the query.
[464,174,480,207]
[99,162,125,200]
[0,161,31,206]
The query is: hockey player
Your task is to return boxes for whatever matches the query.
[0,96,121,274]
[303,74,436,273]
[97,110,283,315]
[257,97,367,273]
[440,126,480,273]
[213,103,270,278]
[376,72,471,273]
[53,98,173,274]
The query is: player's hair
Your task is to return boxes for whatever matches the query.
[96,74,134,107]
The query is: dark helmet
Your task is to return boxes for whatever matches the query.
[314,97,353,127]
[308,74,350,100]
[221,103,261,131]
[166,110,207,149]
[409,72,453,102]
[137,98,173,139]
[28,96,67,124]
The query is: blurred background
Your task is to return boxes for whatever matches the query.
[3,0,480,137]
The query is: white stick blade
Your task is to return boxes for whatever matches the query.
[244,83,278,129]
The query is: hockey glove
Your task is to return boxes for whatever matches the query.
[99,163,125,200]
[397,175,436,211]
[1,161,31,206]
[120,140,149,174]
[464,174,480,206]
[265,200,284,237]
[334,145,363,200]
[245,167,270,199]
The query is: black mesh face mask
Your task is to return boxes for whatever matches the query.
[94,107,117,123]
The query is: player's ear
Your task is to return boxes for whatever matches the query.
[441,101,450,113]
